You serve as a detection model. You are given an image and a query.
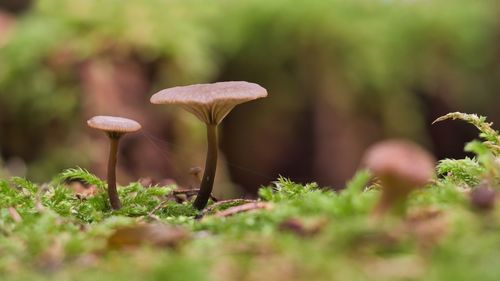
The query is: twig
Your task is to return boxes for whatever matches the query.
[200,199,256,217]
[172,188,199,196]
[213,202,272,218]
[146,200,170,220]
[171,188,218,202]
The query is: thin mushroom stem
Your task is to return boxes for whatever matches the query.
[107,134,122,210]
[193,124,218,210]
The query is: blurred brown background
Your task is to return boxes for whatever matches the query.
[0,0,499,198]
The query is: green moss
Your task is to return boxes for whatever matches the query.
[436,158,484,186]
[2,112,500,280]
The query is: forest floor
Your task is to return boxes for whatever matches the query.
[1,112,500,281]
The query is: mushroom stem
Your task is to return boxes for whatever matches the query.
[107,135,122,210]
[374,177,413,216]
[193,124,218,210]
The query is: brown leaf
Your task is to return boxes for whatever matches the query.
[405,208,448,250]
[7,207,22,222]
[67,181,98,198]
[362,255,425,280]
[107,224,189,250]
[278,217,327,237]
[37,236,66,271]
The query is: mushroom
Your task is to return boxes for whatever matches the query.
[87,116,141,210]
[470,183,496,212]
[151,81,267,210]
[362,139,435,215]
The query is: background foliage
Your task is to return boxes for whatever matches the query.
[0,0,499,189]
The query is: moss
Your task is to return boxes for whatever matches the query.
[2,112,500,280]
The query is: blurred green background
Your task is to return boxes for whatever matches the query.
[0,0,499,197]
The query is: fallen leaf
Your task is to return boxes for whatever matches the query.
[7,207,22,223]
[405,207,448,250]
[107,223,189,250]
[278,217,327,237]
[67,181,97,198]
[363,255,425,279]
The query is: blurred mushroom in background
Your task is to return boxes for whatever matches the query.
[362,139,436,215]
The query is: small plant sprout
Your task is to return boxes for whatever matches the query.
[151,81,267,210]
[87,116,141,210]
[362,139,435,215]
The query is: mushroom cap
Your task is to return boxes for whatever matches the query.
[87,116,141,133]
[150,81,267,124]
[362,139,435,187]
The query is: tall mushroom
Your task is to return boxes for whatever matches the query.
[151,81,268,210]
[362,139,435,215]
[87,116,141,210]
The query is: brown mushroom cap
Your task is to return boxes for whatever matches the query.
[87,116,141,134]
[150,81,267,124]
[362,139,435,187]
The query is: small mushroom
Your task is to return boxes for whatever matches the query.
[151,81,267,210]
[362,139,435,215]
[87,116,141,210]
